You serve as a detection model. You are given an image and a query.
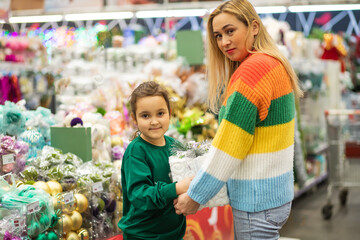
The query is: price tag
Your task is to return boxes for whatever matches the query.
[92,182,103,193]
[13,217,25,228]
[64,192,75,204]
[2,154,15,165]
[26,201,40,214]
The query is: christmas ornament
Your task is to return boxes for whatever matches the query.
[33,181,51,194]
[70,210,83,231]
[46,180,63,196]
[76,228,89,240]
[47,231,59,240]
[66,231,79,240]
[74,193,88,213]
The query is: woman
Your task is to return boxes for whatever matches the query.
[174,0,303,239]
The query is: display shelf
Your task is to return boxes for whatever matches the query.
[294,172,328,199]
[310,143,329,155]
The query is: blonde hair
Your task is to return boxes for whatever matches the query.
[206,0,303,112]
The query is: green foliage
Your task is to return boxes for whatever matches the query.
[308,27,326,40]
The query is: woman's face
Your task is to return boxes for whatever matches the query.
[212,12,258,62]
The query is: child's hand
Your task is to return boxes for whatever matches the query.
[176,176,194,195]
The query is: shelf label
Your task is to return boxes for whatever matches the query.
[2,154,15,165]
[64,192,74,204]
[26,201,40,214]
[92,182,103,193]
[13,217,25,228]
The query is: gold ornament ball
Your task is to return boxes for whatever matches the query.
[66,231,80,240]
[76,228,89,240]
[33,181,51,194]
[70,210,83,231]
[52,196,62,212]
[74,193,88,213]
[47,180,63,196]
[60,214,73,235]
[61,196,77,215]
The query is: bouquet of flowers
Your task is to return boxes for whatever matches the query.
[169,140,229,210]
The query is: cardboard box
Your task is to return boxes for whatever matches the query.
[11,0,44,11]
[50,127,92,162]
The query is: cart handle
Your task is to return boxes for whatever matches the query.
[325,109,360,116]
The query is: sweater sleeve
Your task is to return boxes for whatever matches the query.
[188,79,262,205]
[124,154,178,211]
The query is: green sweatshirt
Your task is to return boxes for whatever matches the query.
[118,135,186,240]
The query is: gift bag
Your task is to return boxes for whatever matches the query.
[50,127,92,162]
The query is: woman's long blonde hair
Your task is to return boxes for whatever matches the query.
[207,0,303,112]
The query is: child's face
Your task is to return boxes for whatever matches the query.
[133,95,170,146]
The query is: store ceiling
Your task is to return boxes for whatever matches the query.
[6,0,360,21]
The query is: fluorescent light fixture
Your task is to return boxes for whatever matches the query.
[65,12,133,21]
[289,4,360,12]
[136,9,208,18]
[0,20,5,24]
[255,6,287,14]
[167,9,208,17]
[9,15,63,23]
[136,10,168,19]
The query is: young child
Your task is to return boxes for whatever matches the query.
[118,81,192,240]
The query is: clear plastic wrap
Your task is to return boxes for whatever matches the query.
[0,174,56,238]
[169,141,229,210]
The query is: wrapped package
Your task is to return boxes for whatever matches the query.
[0,174,57,238]
[169,141,229,210]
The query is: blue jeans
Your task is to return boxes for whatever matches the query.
[233,202,292,240]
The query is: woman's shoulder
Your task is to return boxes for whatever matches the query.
[231,53,284,86]
[241,53,281,70]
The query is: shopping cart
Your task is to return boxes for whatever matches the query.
[322,109,360,220]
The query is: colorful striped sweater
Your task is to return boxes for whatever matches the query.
[187,53,295,212]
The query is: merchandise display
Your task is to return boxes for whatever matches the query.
[169,141,229,210]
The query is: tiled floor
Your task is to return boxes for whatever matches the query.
[280,179,360,240]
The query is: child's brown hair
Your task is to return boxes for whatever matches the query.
[129,81,171,140]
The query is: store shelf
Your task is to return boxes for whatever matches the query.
[307,143,329,155]
[312,143,329,155]
[294,172,328,199]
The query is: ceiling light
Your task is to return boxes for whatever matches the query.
[65,12,134,21]
[255,6,287,14]
[9,15,63,23]
[289,4,360,12]
[136,9,208,19]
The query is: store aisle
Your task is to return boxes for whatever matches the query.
[279,179,360,240]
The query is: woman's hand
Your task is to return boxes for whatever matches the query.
[174,193,200,216]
